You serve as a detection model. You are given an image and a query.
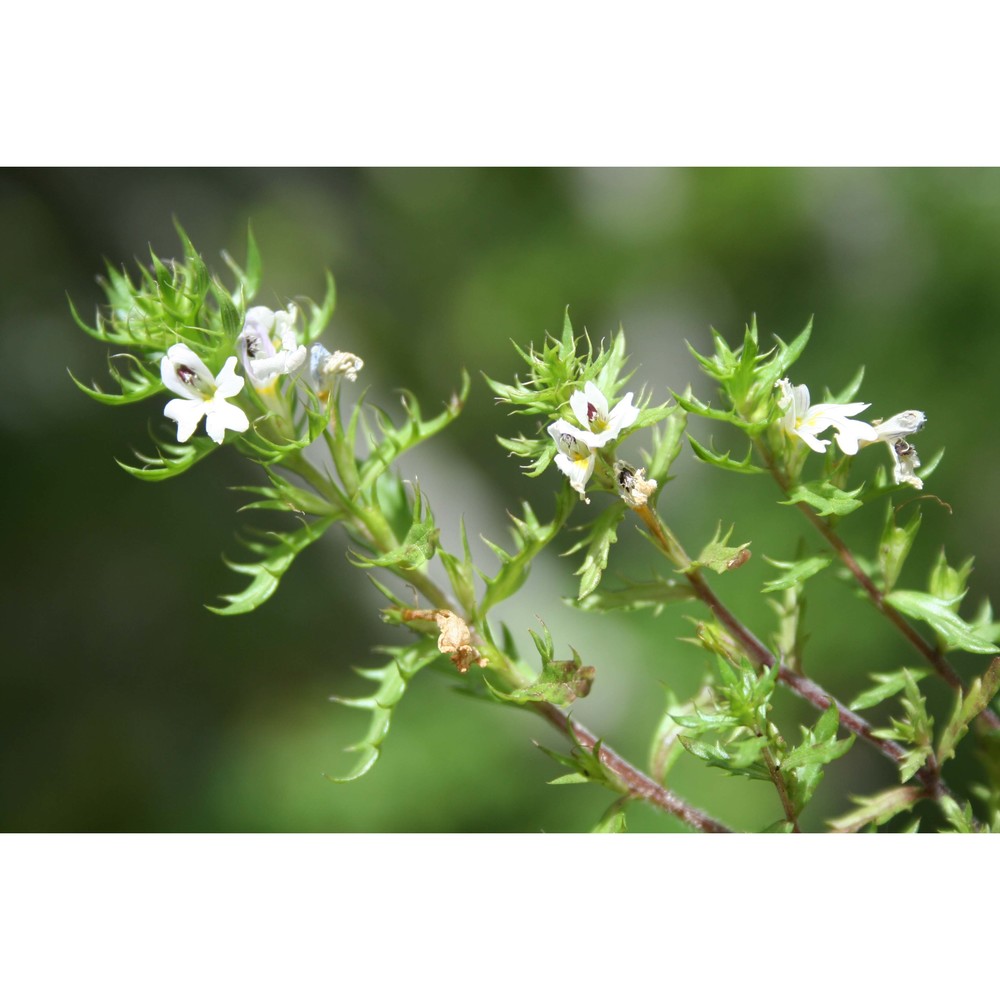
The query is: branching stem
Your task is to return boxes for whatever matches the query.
[634,503,953,800]
[759,445,1000,731]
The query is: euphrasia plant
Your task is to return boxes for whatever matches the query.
[71,225,1000,832]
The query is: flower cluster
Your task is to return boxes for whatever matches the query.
[547,382,641,502]
[775,378,926,488]
[160,304,362,444]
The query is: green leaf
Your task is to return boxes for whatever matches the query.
[938,658,1000,765]
[827,786,924,833]
[577,573,694,614]
[687,436,766,474]
[209,516,335,615]
[937,795,975,833]
[878,504,922,592]
[488,652,595,707]
[850,668,931,711]
[782,481,865,517]
[69,352,162,406]
[564,503,627,601]
[885,591,1000,654]
[761,554,832,593]
[116,433,218,481]
[480,491,574,614]
[870,669,934,782]
[438,518,478,614]
[644,406,687,483]
[688,523,751,575]
[928,549,974,605]
[754,318,813,389]
[678,733,771,780]
[649,683,715,783]
[304,271,337,344]
[352,486,439,572]
[326,643,438,782]
[357,373,471,492]
[591,800,629,833]
[781,731,854,772]
[538,737,624,794]
[234,471,342,518]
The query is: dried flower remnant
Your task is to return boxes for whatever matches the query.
[403,609,489,674]
[614,461,658,508]
[309,344,365,401]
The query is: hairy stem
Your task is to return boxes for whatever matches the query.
[313,452,727,831]
[760,446,1000,731]
[761,743,801,832]
[533,703,731,832]
[634,503,952,799]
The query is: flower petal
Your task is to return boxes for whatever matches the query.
[163,397,206,442]
[203,397,249,444]
[213,356,246,399]
[161,344,215,400]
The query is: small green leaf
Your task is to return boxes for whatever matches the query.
[438,518,477,613]
[878,504,922,592]
[781,733,854,772]
[538,737,624,794]
[688,522,751,575]
[326,643,439,783]
[782,481,865,517]
[644,407,687,483]
[591,800,629,833]
[564,503,627,600]
[577,573,694,614]
[928,549,974,604]
[761,554,832,593]
[488,655,595,707]
[117,433,218,481]
[938,658,1000,764]
[886,591,1000,655]
[850,668,931,711]
[828,786,924,833]
[678,734,771,780]
[687,436,766,474]
[937,795,975,833]
[209,516,335,615]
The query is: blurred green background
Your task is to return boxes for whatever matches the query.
[3,167,1000,832]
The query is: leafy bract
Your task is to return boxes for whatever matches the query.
[762,554,832,593]
[782,481,865,517]
[563,503,627,600]
[209,516,336,615]
[886,591,1000,655]
[327,643,439,782]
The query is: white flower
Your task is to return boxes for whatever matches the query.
[160,344,249,444]
[871,409,927,441]
[774,378,879,455]
[889,438,923,489]
[238,304,308,390]
[872,409,927,489]
[567,381,640,448]
[308,343,365,400]
[548,418,596,502]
